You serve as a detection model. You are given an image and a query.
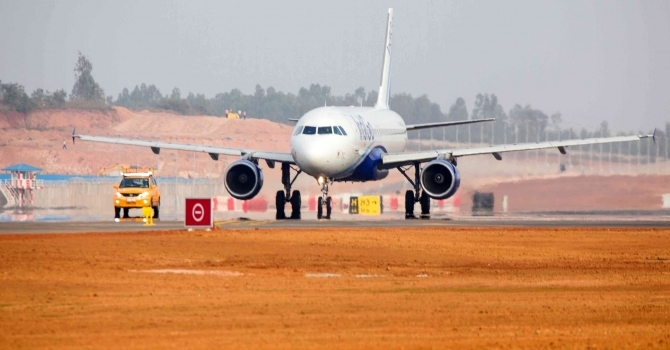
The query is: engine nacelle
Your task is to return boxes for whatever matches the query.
[420,159,460,199]
[224,159,263,200]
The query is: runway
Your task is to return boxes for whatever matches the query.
[1,216,669,234]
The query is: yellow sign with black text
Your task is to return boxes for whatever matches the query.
[355,195,382,216]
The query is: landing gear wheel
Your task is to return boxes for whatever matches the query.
[290,190,301,219]
[325,196,332,219]
[114,207,121,220]
[317,196,323,219]
[122,207,130,219]
[405,190,416,219]
[420,191,430,219]
[275,190,286,220]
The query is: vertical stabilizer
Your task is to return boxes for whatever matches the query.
[375,8,393,109]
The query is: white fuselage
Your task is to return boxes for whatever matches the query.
[290,106,407,179]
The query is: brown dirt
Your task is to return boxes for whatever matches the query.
[1,227,669,349]
[0,107,292,176]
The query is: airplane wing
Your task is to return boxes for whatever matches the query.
[73,133,295,164]
[405,118,494,131]
[380,132,655,169]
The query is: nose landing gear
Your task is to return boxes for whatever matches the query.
[317,177,332,220]
[276,163,302,220]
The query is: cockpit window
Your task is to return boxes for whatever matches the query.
[318,126,333,135]
[334,126,342,135]
[303,126,316,135]
[337,126,347,135]
[293,126,303,136]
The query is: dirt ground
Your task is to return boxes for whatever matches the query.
[0,227,669,349]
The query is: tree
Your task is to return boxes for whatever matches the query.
[71,51,105,101]
[447,97,468,121]
[31,88,45,108]
[170,87,181,100]
[2,83,25,107]
[1,82,36,113]
[354,87,366,105]
[50,89,67,107]
[365,90,378,106]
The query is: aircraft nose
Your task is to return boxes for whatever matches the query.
[297,140,338,175]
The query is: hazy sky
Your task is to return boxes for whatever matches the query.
[1,0,668,132]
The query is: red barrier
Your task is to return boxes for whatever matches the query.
[243,197,268,213]
[390,197,398,211]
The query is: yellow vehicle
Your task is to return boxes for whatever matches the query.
[113,168,160,220]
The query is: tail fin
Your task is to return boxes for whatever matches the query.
[375,8,393,110]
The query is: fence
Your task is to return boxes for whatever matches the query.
[30,178,225,219]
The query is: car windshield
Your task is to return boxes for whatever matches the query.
[303,126,316,135]
[120,178,149,188]
[318,126,333,134]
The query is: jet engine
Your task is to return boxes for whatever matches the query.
[420,159,460,199]
[224,159,264,200]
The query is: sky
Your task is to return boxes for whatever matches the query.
[0,0,668,132]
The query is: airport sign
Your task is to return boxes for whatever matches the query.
[185,198,213,228]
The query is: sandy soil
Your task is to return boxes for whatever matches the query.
[0,107,292,176]
[1,227,669,349]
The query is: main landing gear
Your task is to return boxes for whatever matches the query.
[276,163,302,220]
[397,162,431,219]
[317,177,332,220]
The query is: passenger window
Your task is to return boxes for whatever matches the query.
[293,126,303,136]
[334,126,342,135]
[303,126,316,135]
[338,126,348,135]
[317,126,333,135]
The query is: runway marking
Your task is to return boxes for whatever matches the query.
[305,273,341,278]
[355,274,389,278]
[131,269,244,277]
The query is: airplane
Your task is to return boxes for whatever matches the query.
[74,8,655,220]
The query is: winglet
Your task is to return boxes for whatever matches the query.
[72,128,76,144]
[653,128,657,144]
[375,8,393,110]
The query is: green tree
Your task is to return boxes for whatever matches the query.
[71,51,105,101]
[31,88,45,108]
[446,97,469,142]
[1,82,36,113]
[52,89,67,105]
